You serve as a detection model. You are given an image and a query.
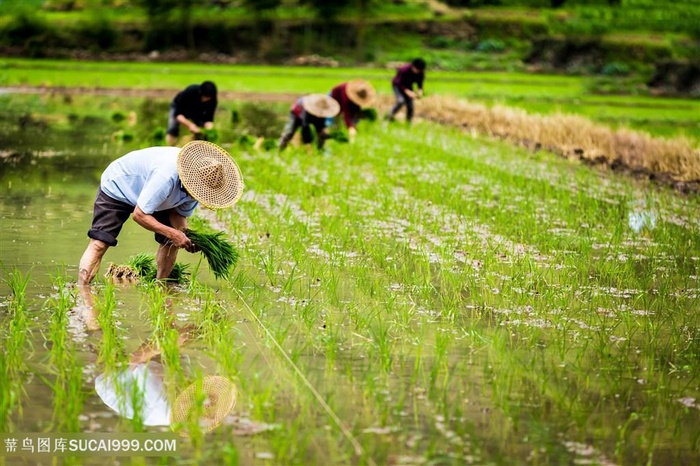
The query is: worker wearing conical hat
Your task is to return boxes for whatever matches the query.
[278,94,340,153]
[77,141,244,289]
[329,79,376,144]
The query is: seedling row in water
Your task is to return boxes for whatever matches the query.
[1,115,699,464]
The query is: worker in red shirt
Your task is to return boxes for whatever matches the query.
[388,58,426,123]
[329,80,376,143]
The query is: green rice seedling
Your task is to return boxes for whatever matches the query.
[168,261,191,283]
[96,282,124,373]
[195,127,219,143]
[51,361,85,433]
[43,274,86,433]
[128,252,157,281]
[151,126,166,143]
[0,269,37,431]
[328,128,349,143]
[360,108,378,122]
[0,355,18,432]
[110,253,190,284]
[186,229,240,280]
[4,269,32,377]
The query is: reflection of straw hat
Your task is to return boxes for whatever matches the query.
[177,141,244,209]
[302,94,340,118]
[346,80,376,108]
[170,376,237,436]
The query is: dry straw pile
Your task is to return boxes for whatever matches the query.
[399,95,700,183]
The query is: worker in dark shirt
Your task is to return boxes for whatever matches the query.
[278,94,340,153]
[329,80,376,143]
[388,58,426,123]
[166,81,218,146]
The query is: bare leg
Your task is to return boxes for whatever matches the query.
[76,284,100,331]
[78,239,109,285]
[76,239,109,331]
[156,243,179,280]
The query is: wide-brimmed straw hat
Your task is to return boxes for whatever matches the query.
[177,141,244,209]
[170,376,237,436]
[346,80,376,108]
[302,94,340,118]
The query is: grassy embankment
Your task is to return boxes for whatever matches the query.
[0,0,698,76]
[2,107,700,463]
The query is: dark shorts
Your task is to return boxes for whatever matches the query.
[166,104,180,137]
[87,189,172,247]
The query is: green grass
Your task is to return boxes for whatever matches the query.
[203,119,700,464]
[1,59,698,141]
[0,81,699,464]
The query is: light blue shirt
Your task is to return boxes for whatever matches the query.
[101,146,198,217]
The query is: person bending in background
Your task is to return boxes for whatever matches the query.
[278,94,340,153]
[388,58,426,124]
[166,81,218,146]
[329,80,376,143]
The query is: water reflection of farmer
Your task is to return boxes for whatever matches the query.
[96,342,175,426]
[328,80,376,144]
[166,81,218,146]
[277,94,340,154]
[76,141,243,301]
[95,321,194,427]
[94,320,236,434]
[388,58,426,124]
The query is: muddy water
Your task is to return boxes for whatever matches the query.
[3,92,700,466]
[0,104,253,464]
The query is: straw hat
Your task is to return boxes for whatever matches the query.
[302,94,340,118]
[177,141,244,209]
[346,80,376,108]
[170,376,237,436]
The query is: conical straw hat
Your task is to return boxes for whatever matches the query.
[170,376,237,436]
[177,141,244,209]
[302,94,340,118]
[346,80,376,108]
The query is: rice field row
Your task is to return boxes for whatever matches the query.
[1,58,698,141]
[1,111,699,464]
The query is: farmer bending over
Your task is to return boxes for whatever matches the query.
[166,81,218,146]
[77,141,243,289]
[278,94,340,153]
[388,58,426,124]
[329,80,376,143]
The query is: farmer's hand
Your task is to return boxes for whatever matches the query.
[170,229,195,251]
[348,127,357,143]
[189,123,201,134]
[405,90,417,99]
[416,89,423,99]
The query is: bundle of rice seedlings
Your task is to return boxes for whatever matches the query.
[185,229,239,280]
[360,107,378,122]
[328,129,349,143]
[168,262,191,283]
[128,253,157,281]
[104,263,139,282]
[107,253,190,284]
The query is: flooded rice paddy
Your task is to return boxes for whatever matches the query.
[1,92,700,465]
